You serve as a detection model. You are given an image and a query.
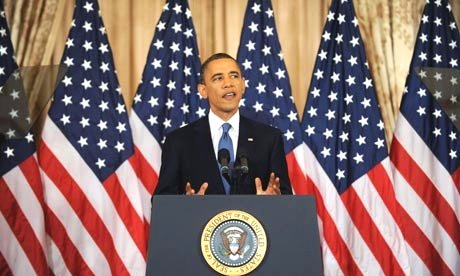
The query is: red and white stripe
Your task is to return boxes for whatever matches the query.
[0,155,50,275]
[294,143,410,275]
[130,111,162,224]
[390,114,460,275]
[38,116,147,275]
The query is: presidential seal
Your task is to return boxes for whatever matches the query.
[201,210,267,275]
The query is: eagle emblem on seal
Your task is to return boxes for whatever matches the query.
[220,226,250,261]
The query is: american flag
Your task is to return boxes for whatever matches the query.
[0,2,50,274]
[389,0,460,274]
[299,0,410,274]
[236,0,306,194]
[37,0,146,274]
[130,0,207,219]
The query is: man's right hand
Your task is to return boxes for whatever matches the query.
[185,182,208,195]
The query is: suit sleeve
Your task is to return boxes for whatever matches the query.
[153,134,184,195]
[271,130,293,195]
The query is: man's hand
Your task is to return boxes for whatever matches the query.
[255,172,281,195]
[185,182,208,195]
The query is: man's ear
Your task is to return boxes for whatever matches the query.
[198,83,208,99]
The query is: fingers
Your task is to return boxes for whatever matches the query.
[255,177,263,195]
[185,182,195,195]
[197,182,208,195]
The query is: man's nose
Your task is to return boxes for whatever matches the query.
[223,76,234,87]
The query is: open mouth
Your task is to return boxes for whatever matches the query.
[223,92,236,99]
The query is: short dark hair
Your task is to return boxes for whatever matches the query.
[200,53,243,84]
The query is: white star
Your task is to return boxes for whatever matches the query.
[350,36,359,47]
[307,107,317,117]
[62,76,72,87]
[172,22,182,33]
[345,75,356,86]
[116,122,126,133]
[115,141,125,152]
[4,147,14,158]
[421,15,429,24]
[116,103,125,114]
[333,53,342,64]
[339,131,349,142]
[337,150,347,161]
[196,107,206,118]
[262,45,271,56]
[327,11,335,21]
[253,101,263,112]
[95,158,106,169]
[150,77,161,88]
[60,114,70,126]
[184,28,193,38]
[97,138,108,150]
[83,2,94,12]
[336,169,345,180]
[163,118,172,128]
[242,59,252,70]
[451,95,458,104]
[449,58,458,67]
[272,87,283,98]
[434,17,442,26]
[167,80,176,91]
[99,81,108,92]
[6,129,15,138]
[265,8,274,18]
[320,147,331,158]
[451,77,458,85]
[182,84,191,94]
[246,40,256,51]
[151,58,162,69]
[344,94,353,105]
[335,34,343,44]
[82,40,93,52]
[99,101,109,112]
[356,135,366,145]
[25,133,34,143]
[418,51,427,61]
[305,125,315,136]
[80,98,90,109]
[97,120,108,131]
[156,21,166,31]
[348,56,358,66]
[353,153,364,164]
[263,26,274,37]
[270,107,280,118]
[79,117,90,128]
[165,98,175,109]
[81,78,92,90]
[331,72,340,83]
[180,103,189,114]
[251,2,261,13]
[323,128,333,139]
[170,42,180,53]
[169,60,179,71]
[375,138,385,149]
[322,31,331,41]
[173,3,182,14]
[82,21,92,32]
[363,78,373,89]
[419,70,427,78]
[310,87,320,98]
[337,13,346,24]
[61,94,72,106]
[256,83,266,94]
[416,106,426,116]
[314,69,324,80]
[275,68,285,79]
[433,36,442,45]
[432,109,442,118]
[63,56,74,67]
[184,46,193,57]
[432,128,441,137]
[449,150,457,159]
[342,113,351,124]
[419,33,428,42]
[259,64,269,75]
[358,116,369,127]
[153,39,164,50]
[433,54,442,63]
[377,120,385,130]
[287,110,298,122]
[100,62,110,73]
[248,21,259,33]
[325,109,335,120]
[147,115,158,126]
[183,66,191,76]
[449,131,457,141]
[318,50,327,60]
[449,40,457,49]
[361,97,371,108]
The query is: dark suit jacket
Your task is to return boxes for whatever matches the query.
[154,115,292,195]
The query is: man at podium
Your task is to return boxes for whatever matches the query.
[154,53,292,196]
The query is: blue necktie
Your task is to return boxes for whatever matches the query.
[218,123,233,194]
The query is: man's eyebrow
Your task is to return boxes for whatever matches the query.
[210,72,223,79]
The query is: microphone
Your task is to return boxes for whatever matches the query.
[237,150,249,175]
[218,148,231,175]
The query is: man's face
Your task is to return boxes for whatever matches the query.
[198,58,245,120]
